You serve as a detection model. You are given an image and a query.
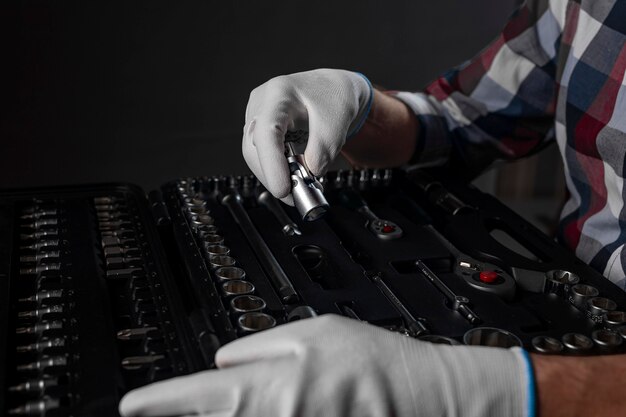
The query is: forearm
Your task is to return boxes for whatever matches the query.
[341,89,419,168]
[532,353,626,417]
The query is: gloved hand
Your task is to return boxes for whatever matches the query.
[242,69,373,204]
[119,315,534,417]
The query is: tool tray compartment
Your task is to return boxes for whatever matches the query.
[2,169,626,416]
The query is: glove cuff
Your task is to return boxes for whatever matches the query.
[346,72,373,138]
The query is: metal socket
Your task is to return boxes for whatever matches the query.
[562,333,594,353]
[230,295,266,313]
[463,327,522,348]
[418,335,461,346]
[190,214,214,227]
[531,336,564,354]
[569,284,599,310]
[203,234,225,245]
[205,244,230,256]
[237,312,276,333]
[208,255,236,269]
[591,329,623,352]
[222,280,255,297]
[606,311,626,330]
[215,266,246,282]
[544,270,580,297]
[197,225,219,237]
[587,297,617,323]
[184,197,207,208]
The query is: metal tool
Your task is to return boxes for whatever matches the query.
[17,305,64,319]
[16,338,66,353]
[531,336,564,354]
[367,272,428,336]
[19,251,61,263]
[222,191,299,303]
[20,230,59,240]
[586,297,617,323]
[20,240,60,251]
[592,329,623,352]
[18,290,65,305]
[339,188,403,240]
[562,333,594,353]
[418,335,461,345]
[222,280,255,297]
[15,321,64,335]
[463,327,522,348]
[8,398,60,416]
[17,356,67,372]
[215,266,246,282]
[237,312,276,333]
[415,260,481,324]
[544,270,580,297]
[9,377,58,394]
[604,310,626,330]
[20,264,61,275]
[21,218,58,229]
[20,209,57,219]
[569,284,600,310]
[257,189,302,236]
[117,326,159,341]
[285,141,329,221]
[230,295,267,313]
[121,354,165,370]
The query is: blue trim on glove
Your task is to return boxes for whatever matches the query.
[521,350,537,417]
[346,72,373,139]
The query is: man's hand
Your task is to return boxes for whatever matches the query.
[242,69,372,205]
[120,315,531,417]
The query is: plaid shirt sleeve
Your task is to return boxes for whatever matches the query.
[393,0,562,174]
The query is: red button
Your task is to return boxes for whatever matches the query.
[479,271,499,284]
[382,225,395,233]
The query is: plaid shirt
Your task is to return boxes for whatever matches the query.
[394,0,626,289]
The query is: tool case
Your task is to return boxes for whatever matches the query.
[2,168,626,416]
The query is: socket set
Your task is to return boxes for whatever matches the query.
[2,169,626,415]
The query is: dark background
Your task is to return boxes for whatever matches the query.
[1,1,520,191]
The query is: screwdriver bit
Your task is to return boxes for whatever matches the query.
[20,240,60,251]
[20,251,61,263]
[16,321,64,335]
[9,377,58,394]
[16,356,67,372]
[8,398,60,416]
[18,305,64,319]
[19,289,65,304]
[16,338,66,353]
[117,326,159,341]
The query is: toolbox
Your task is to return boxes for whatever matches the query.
[2,168,626,416]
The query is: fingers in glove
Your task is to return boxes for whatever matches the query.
[119,370,239,417]
[215,318,319,368]
[304,108,349,177]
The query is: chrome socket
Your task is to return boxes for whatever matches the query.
[215,266,246,282]
[569,284,600,310]
[205,244,230,256]
[203,234,225,245]
[221,280,255,297]
[463,327,522,348]
[286,144,328,222]
[544,270,580,297]
[230,295,266,313]
[562,333,594,354]
[237,312,276,333]
[604,310,626,330]
[592,329,623,352]
[418,335,461,346]
[586,297,617,323]
[531,336,564,354]
[208,255,236,269]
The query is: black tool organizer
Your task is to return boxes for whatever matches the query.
[2,169,626,416]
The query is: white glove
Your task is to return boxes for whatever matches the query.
[242,69,373,204]
[119,315,534,417]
